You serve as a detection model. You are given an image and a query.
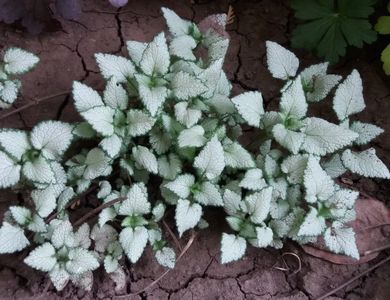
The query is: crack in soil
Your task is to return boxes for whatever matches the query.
[115,8,125,53]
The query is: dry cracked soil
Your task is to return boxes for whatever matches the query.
[0,0,389,299]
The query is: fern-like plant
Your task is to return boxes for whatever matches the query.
[0,7,388,291]
[290,0,377,63]
[375,2,390,74]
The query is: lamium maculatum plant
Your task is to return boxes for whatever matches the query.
[0,48,39,108]
[0,8,388,291]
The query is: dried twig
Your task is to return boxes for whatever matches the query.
[0,91,69,121]
[117,231,197,298]
[163,220,182,252]
[43,280,52,293]
[364,243,390,256]
[45,185,97,224]
[73,196,126,227]
[317,255,390,300]
[273,252,302,276]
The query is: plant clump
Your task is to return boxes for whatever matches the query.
[0,7,388,291]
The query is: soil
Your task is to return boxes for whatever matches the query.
[0,0,390,299]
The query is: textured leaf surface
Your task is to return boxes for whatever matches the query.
[266,41,299,80]
[223,189,242,216]
[170,36,196,60]
[119,183,150,216]
[324,226,359,259]
[81,106,115,137]
[161,7,192,37]
[280,77,307,118]
[126,41,147,66]
[0,152,20,188]
[333,70,365,121]
[158,154,182,180]
[66,248,100,274]
[232,91,264,127]
[9,206,30,225]
[100,134,122,158]
[32,188,57,218]
[140,32,170,76]
[49,265,70,291]
[103,79,128,110]
[245,187,273,224]
[342,148,390,179]
[178,125,206,148]
[127,110,155,137]
[194,137,225,180]
[175,199,202,237]
[272,124,305,154]
[171,71,206,100]
[256,226,274,248]
[0,222,29,253]
[220,233,246,264]
[22,156,54,184]
[0,80,19,104]
[239,168,267,191]
[4,48,39,74]
[155,247,176,269]
[132,146,158,174]
[24,243,56,272]
[95,53,135,83]
[84,148,112,180]
[165,174,195,199]
[0,130,30,160]
[174,102,202,128]
[137,77,168,116]
[350,121,383,145]
[322,153,347,178]
[223,140,255,169]
[30,121,73,160]
[72,82,104,113]
[301,117,358,156]
[281,154,308,184]
[304,156,334,203]
[193,182,223,206]
[298,207,325,236]
[119,226,148,263]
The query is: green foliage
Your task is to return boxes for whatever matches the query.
[0,7,388,291]
[290,0,377,63]
[375,2,390,74]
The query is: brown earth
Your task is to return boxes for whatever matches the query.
[0,0,389,299]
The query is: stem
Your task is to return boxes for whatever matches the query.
[0,91,69,121]
[163,220,182,252]
[364,243,390,256]
[73,196,126,227]
[45,185,97,224]
[317,255,390,300]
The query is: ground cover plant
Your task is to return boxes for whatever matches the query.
[0,7,389,293]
